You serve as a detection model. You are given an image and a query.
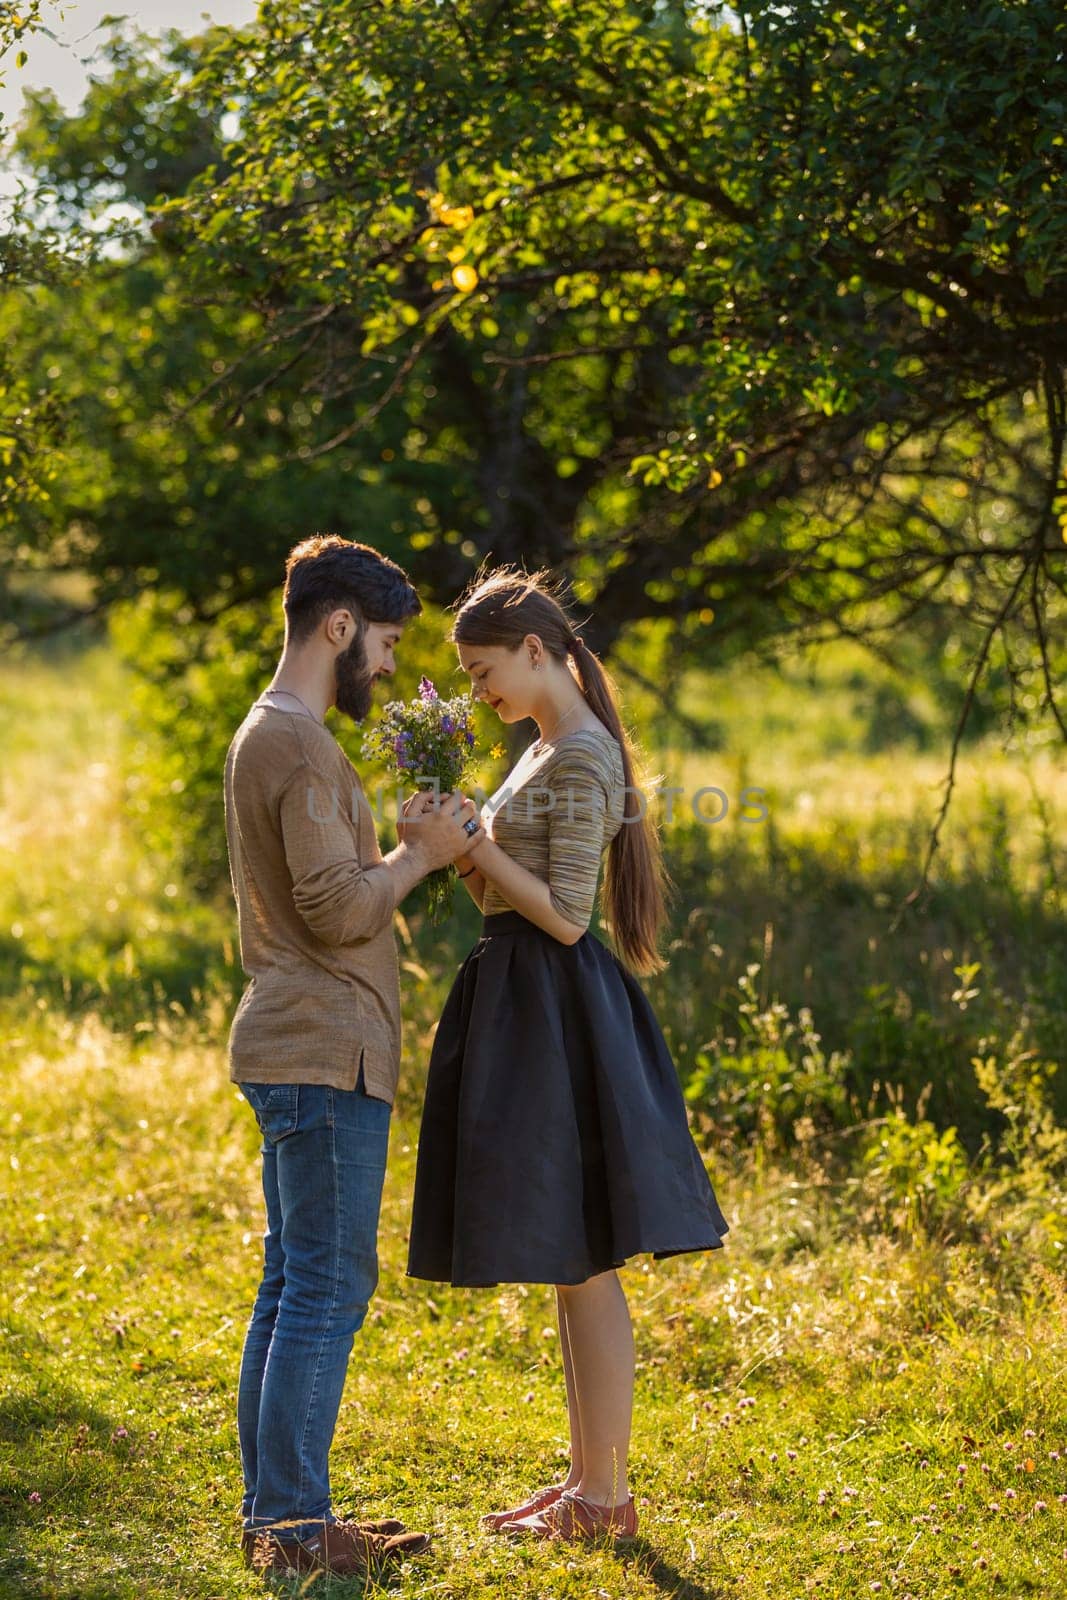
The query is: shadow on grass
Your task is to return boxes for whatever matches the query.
[619,1537,724,1599]
[0,1380,128,1595]
[0,1583,139,1600]
[0,1579,147,1600]
[0,1379,117,1451]
[0,1384,120,1498]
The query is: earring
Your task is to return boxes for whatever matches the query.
[532,659,542,672]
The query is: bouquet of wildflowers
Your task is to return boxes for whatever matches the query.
[361,677,479,921]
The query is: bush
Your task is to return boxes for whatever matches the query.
[684,963,853,1149]
[859,1108,970,1233]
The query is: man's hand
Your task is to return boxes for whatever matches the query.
[396,789,441,844]
[398,790,485,870]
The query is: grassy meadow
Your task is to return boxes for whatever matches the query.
[1,628,1065,1600]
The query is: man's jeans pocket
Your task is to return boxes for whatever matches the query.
[239,1082,300,1144]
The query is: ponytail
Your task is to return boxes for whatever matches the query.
[567,637,668,976]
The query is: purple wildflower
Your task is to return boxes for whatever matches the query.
[418,677,438,702]
[465,731,475,746]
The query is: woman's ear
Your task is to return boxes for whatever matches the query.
[524,632,544,670]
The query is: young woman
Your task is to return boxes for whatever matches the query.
[406,568,729,1542]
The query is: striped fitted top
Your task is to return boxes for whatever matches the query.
[481,726,627,927]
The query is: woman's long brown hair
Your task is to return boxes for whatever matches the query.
[452,566,668,975]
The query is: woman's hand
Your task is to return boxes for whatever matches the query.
[453,796,488,873]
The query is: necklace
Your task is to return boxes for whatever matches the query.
[536,701,583,747]
[259,687,324,725]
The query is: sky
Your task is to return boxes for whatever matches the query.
[1,0,258,190]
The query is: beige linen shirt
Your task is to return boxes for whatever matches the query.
[223,704,401,1102]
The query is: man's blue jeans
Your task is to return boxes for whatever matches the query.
[236,1077,390,1539]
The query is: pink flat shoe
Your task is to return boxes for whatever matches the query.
[481,1483,565,1532]
[507,1488,638,1543]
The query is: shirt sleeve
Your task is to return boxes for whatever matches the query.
[277,763,395,946]
[545,749,612,929]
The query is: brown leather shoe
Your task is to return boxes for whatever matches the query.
[250,1518,431,1576]
[345,1516,408,1537]
[240,1517,409,1568]
[376,1529,434,1560]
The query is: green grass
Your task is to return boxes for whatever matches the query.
[1,630,1065,1599]
[2,1011,1065,1600]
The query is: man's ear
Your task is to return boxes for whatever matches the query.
[325,607,361,647]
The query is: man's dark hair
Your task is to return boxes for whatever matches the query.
[283,535,421,644]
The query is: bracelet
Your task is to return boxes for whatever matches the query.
[457,866,477,880]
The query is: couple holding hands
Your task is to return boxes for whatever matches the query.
[223,536,729,1578]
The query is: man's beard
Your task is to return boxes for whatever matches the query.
[334,629,377,722]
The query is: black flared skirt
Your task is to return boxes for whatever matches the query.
[406,911,730,1287]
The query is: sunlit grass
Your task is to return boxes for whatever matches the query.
[1,1011,1064,1599]
[0,633,235,1024]
[661,641,1067,897]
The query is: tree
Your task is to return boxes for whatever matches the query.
[11,5,1066,673]
[5,3,1064,877]
[154,0,1065,688]
[0,1,66,579]
[4,26,447,646]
